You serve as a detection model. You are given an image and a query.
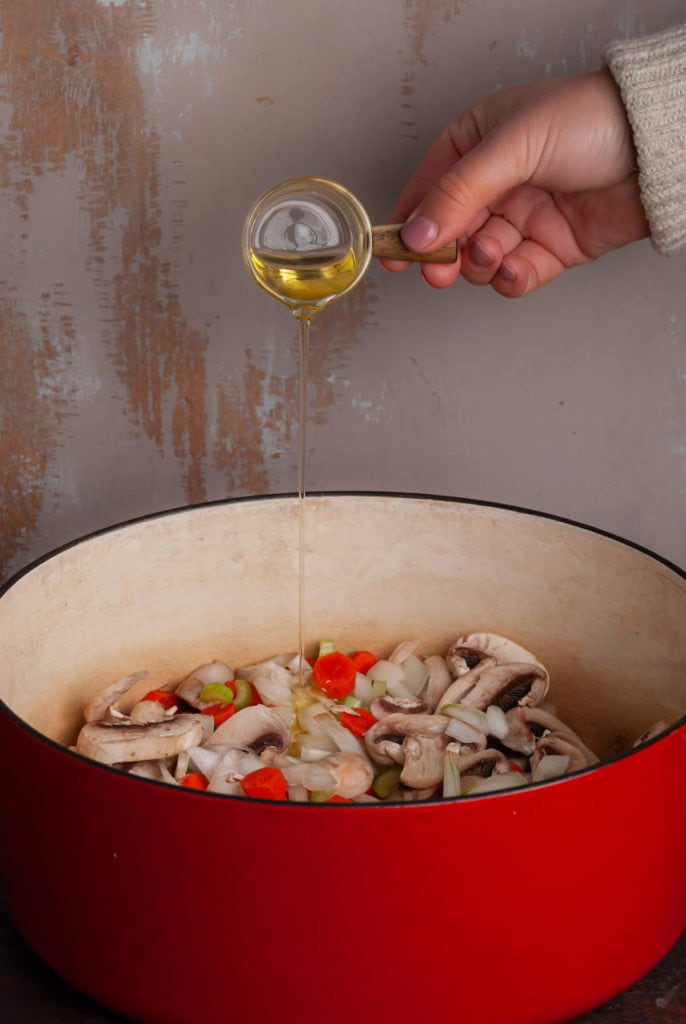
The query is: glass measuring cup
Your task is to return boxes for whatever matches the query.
[242,176,457,319]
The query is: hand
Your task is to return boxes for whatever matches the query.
[384,70,650,297]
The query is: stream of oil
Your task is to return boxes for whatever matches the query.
[297,317,309,676]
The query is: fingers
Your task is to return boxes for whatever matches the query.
[490,239,567,297]
[400,126,528,255]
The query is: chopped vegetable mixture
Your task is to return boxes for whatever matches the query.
[74,632,668,802]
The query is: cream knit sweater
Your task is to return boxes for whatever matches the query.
[604,22,686,255]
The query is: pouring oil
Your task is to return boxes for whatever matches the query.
[242,178,372,674]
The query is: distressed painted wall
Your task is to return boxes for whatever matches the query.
[1,0,685,582]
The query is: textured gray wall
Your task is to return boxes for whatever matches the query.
[1,0,685,580]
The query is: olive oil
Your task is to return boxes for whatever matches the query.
[248,245,360,319]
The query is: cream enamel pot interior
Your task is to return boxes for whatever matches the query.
[0,494,684,1024]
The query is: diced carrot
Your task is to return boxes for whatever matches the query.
[339,707,377,738]
[201,702,236,727]
[181,772,208,790]
[509,761,523,773]
[349,650,377,675]
[240,766,288,801]
[143,690,178,710]
[312,651,357,699]
[248,681,263,706]
[326,795,353,803]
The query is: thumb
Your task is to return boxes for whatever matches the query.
[400,128,528,252]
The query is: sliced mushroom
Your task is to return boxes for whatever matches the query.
[399,733,447,789]
[530,732,591,774]
[370,695,428,719]
[76,713,204,765]
[633,720,669,747]
[435,660,496,710]
[457,748,511,779]
[83,670,155,723]
[446,632,545,677]
[459,663,549,712]
[320,752,374,798]
[206,704,290,757]
[364,712,449,766]
[503,707,598,763]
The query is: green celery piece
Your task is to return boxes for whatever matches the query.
[198,682,234,706]
[318,639,336,657]
[232,679,253,712]
[372,766,402,799]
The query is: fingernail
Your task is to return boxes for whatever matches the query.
[497,262,517,282]
[470,240,493,267]
[401,216,439,252]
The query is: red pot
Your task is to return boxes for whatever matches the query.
[0,495,684,1024]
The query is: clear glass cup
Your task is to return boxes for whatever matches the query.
[242,176,373,319]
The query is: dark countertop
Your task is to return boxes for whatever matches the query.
[1,886,683,1023]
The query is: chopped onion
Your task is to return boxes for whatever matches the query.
[420,655,452,711]
[174,751,190,781]
[188,745,224,777]
[531,755,570,783]
[298,733,338,761]
[485,704,509,739]
[315,713,370,760]
[388,639,420,665]
[445,718,485,745]
[279,761,336,791]
[238,654,294,681]
[192,660,234,685]
[287,783,309,802]
[272,704,296,728]
[252,663,294,706]
[401,654,429,696]
[442,704,489,732]
[287,654,312,677]
[465,771,526,795]
[353,672,373,705]
[297,701,334,735]
[442,748,461,799]
[367,659,405,688]
[157,761,179,786]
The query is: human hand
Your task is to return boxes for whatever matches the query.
[384,70,650,297]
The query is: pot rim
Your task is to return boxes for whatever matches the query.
[1,489,684,809]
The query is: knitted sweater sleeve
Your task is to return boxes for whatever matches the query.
[604,23,686,255]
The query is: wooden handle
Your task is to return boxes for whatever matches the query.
[372,224,458,263]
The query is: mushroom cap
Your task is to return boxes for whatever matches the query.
[321,752,374,798]
[457,748,511,778]
[364,712,449,766]
[459,662,549,712]
[504,706,598,762]
[207,704,290,755]
[369,695,429,719]
[446,632,546,678]
[530,732,590,774]
[399,733,447,789]
[76,713,204,765]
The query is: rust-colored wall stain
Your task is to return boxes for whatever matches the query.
[401,0,462,137]
[0,299,53,578]
[0,1,208,580]
[214,278,378,495]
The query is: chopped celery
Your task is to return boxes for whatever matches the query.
[342,695,362,707]
[309,789,334,802]
[317,639,336,657]
[372,766,402,799]
[198,682,234,705]
[232,679,253,712]
[370,680,387,699]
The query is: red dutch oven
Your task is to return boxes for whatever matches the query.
[0,494,684,1024]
